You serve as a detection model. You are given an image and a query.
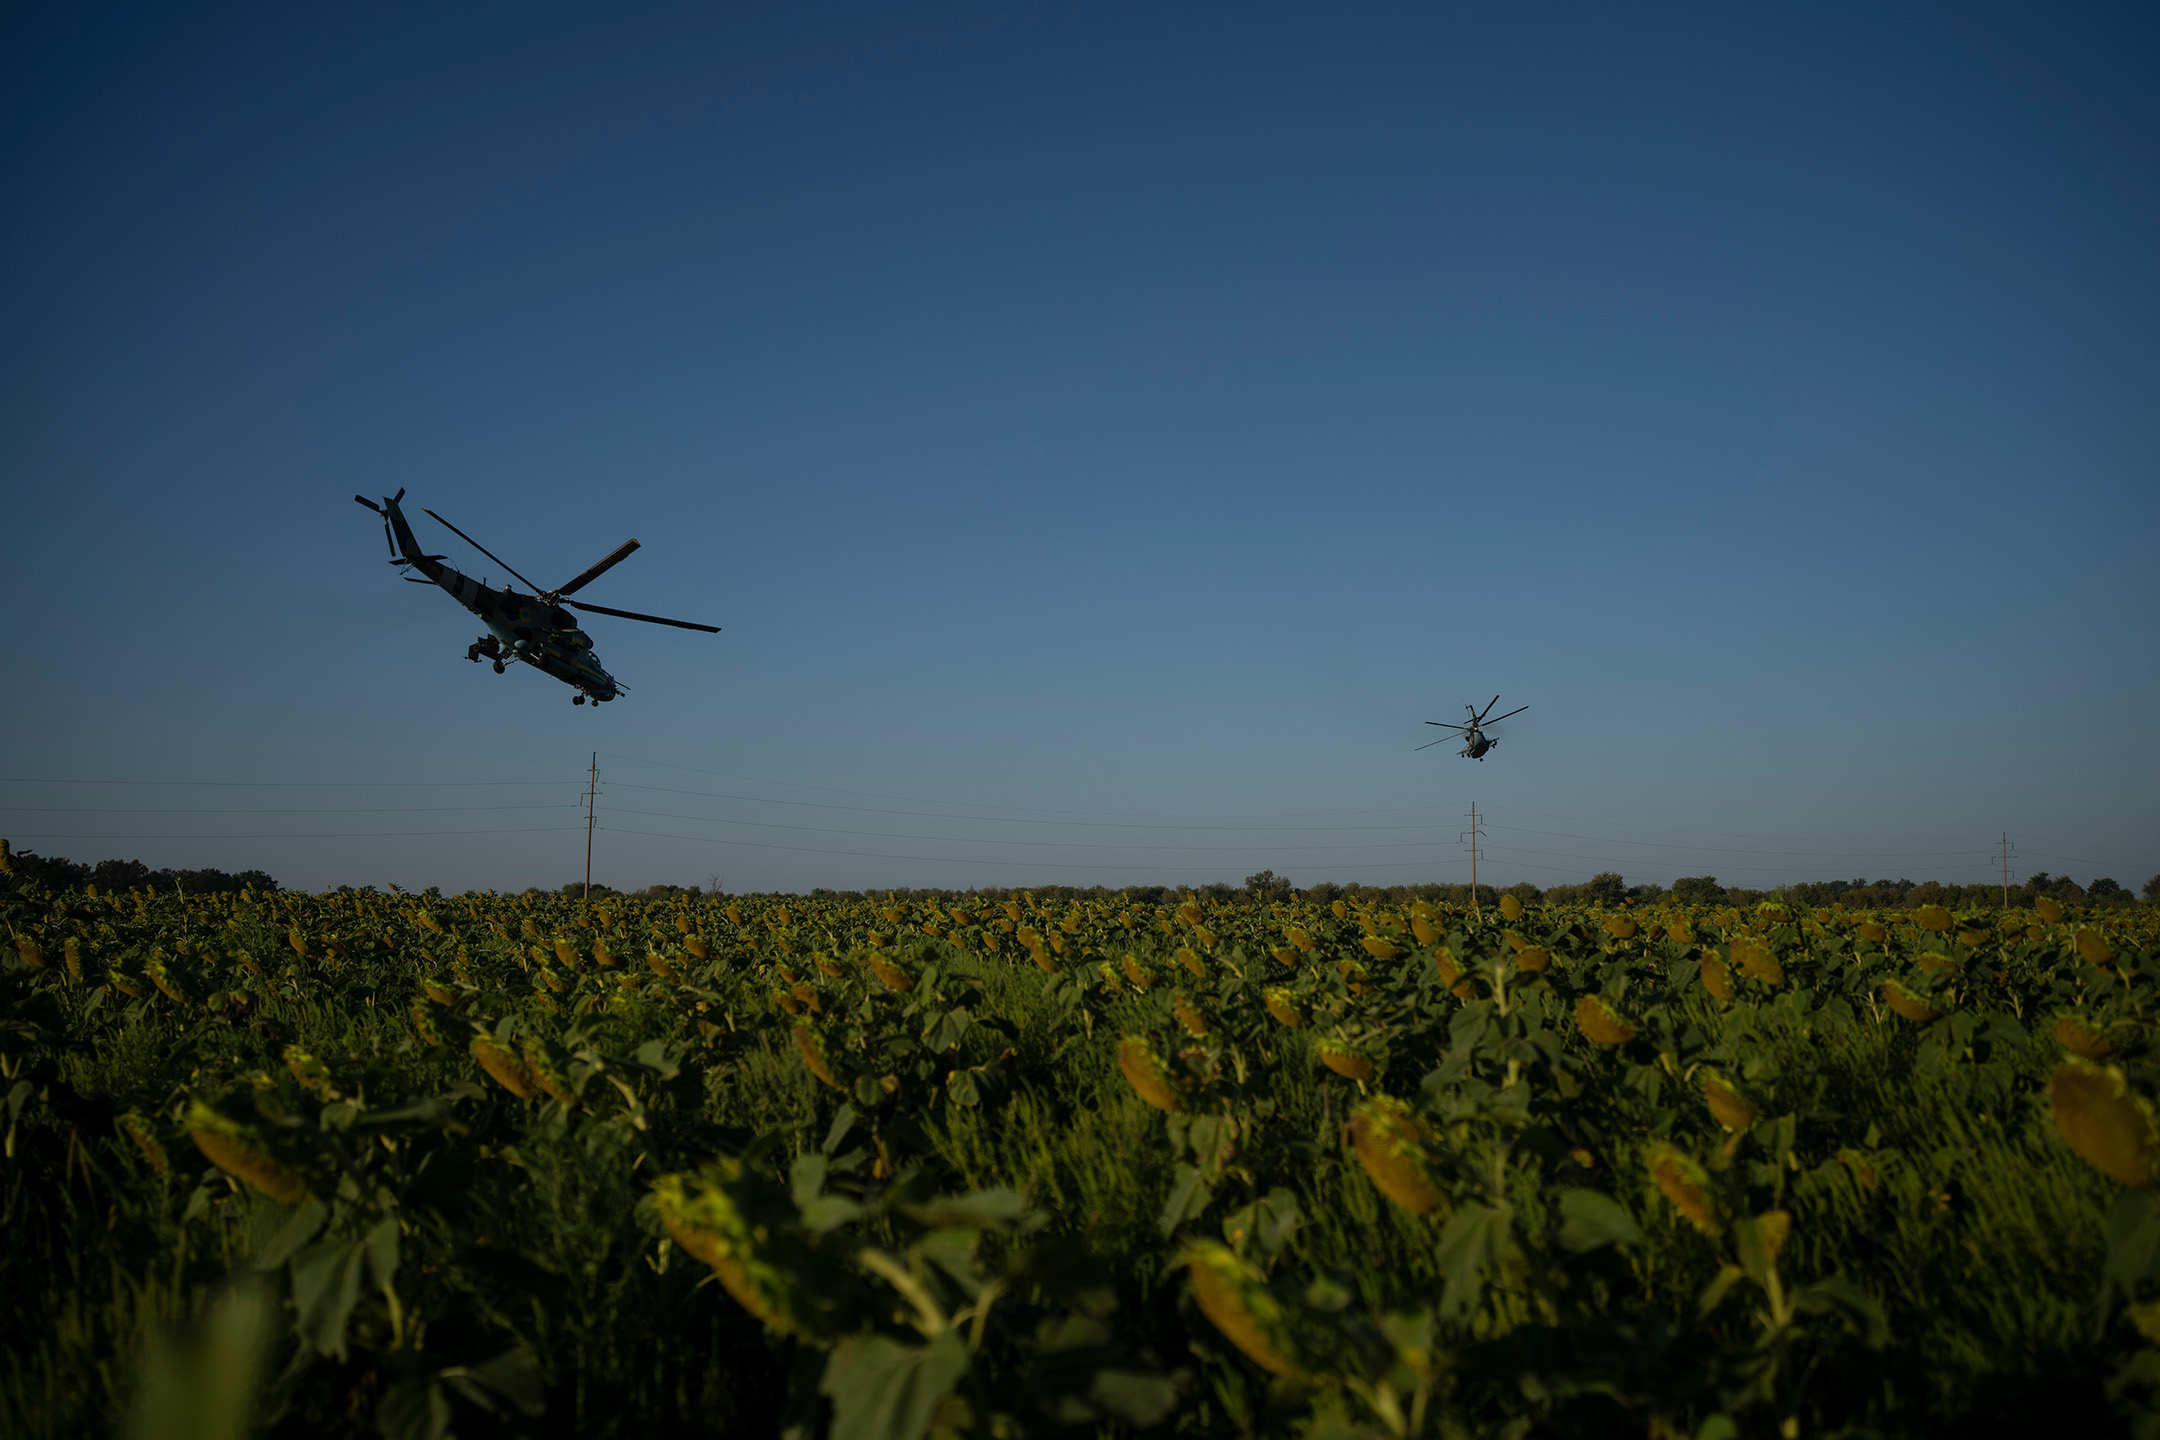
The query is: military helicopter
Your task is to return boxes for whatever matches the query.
[355,489,718,705]
[1417,696,1527,760]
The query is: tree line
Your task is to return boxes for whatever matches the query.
[1,846,279,895]
[8,843,2154,909]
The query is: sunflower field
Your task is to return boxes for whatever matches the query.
[4,836,2159,1439]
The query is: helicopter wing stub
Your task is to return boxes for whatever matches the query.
[420,507,546,594]
[565,599,720,633]
[556,539,641,598]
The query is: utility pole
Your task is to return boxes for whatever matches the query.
[583,753,598,900]
[1462,802,1485,912]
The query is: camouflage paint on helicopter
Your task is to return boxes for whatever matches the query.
[1417,696,1527,761]
[356,489,719,705]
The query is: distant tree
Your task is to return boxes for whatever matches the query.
[1581,872,1627,907]
[1242,870,1294,904]
[1671,876,1724,906]
[2021,872,2086,905]
[1303,882,1342,906]
[3,849,83,890]
[89,858,154,891]
[1506,881,1543,907]
[2088,878,2129,906]
[2147,875,2160,903]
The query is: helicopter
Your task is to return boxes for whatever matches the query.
[354,489,719,705]
[1418,696,1527,760]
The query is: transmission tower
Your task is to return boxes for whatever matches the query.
[1461,802,1486,911]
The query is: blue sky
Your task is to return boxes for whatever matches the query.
[4,2,2155,895]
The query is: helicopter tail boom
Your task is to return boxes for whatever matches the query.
[355,490,428,568]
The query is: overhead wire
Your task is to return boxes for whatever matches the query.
[603,780,1465,834]
[0,777,581,788]
[6,761,2144,886]
[2,804,582,815]
[1481,823,1992,861]
[4,828,586,841]
[598,752,1470,821]
[600,826,1477,874]
[605,804,1474,853]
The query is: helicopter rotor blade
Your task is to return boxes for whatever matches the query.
[1424,721,1469,731]
[565,599,721,633]
[1476,695,1501,721]
[556,539,641,598]
[420,508,545,593]
[1413,737,1453,751]
[1486,705,1528,724]
[353,496,398,557]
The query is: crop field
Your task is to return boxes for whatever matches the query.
[4,852,2159,1440]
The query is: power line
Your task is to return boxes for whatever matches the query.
[601,826,1290,872]
[0,777,580,788]
[601,826,1479,875]
[1483,823,1992,860]
[605,804,1484,853]
[603,780,1468,834]
[4,827,586,841]
[1493,804,2000,844]
[598,752,1470,821]
[2020,849,2160,869]
[0,804,581,815]
[1476,843,2008,881]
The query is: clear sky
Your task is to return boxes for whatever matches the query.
[4,2,2155,896]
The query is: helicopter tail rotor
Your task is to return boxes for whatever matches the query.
[354,494,398,558]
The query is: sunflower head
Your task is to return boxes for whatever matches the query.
[2051,1060,2158,1187]
[1183,1241,1305,1378]
[1644,1142,1718,1234]
[2055,1015,2115,1059]
[1881,979,1941,1024]
[1576,994,1638,1046]
[1350,1096,1445,1215]
[1701,1070,1757,1132]
[1119,1036,1184,1111]
[1317,1040,1376,1082]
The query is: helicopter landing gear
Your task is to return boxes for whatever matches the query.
[572,693,586,705]
[492,660,506,674]
[467,635,505,666]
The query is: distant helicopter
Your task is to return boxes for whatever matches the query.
[1418,696,1527,760]
[355,489,719,705]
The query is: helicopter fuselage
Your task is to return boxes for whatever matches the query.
[383,499,622,703]
[1463,732,1493,759]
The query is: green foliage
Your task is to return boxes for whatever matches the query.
[0,869,2156,1435]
